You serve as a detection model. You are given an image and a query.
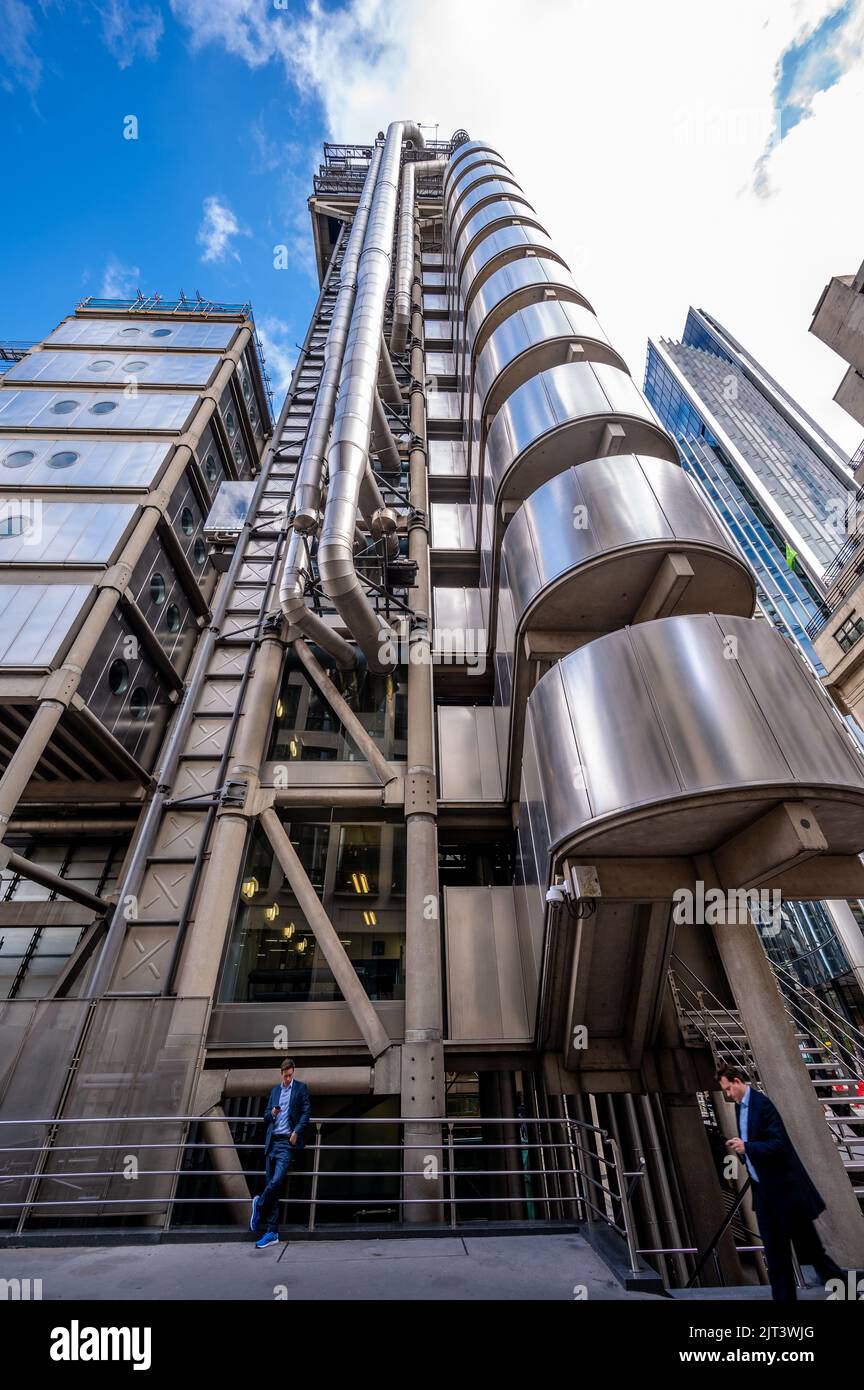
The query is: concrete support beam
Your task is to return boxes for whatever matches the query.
[712,801,827,890]
[633,552,694,623]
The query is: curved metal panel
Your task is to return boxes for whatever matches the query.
[446,161,517,220]
[449,178,532,249]
[526,614,864,857]
[444,141,504,190]
[460,227,569,311]
[466,258,592,359]
[473,301,626,419]
[500,456,754,630]
[484,361,678,500]
[454,201,546,276]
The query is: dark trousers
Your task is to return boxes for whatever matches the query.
[754,1185,842,1301]
[260,1137,294,1235]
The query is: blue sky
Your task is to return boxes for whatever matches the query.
[3,1,864,446]
[1,1,334,392]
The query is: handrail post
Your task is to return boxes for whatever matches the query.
[446,1122,457,1230]
[308,1123,322,1233]
[607,1134,640,1277]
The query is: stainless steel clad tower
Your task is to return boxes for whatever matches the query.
[2,131,864,1283]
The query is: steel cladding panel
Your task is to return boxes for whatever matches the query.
[444,886,531,1042]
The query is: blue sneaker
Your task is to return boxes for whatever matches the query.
[256,1231,278,1249]
[250,1194,261,1233]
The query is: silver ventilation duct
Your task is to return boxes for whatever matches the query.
[377,332,403,405]
[391,157,446,354]
[279,530,356,669]
[318,120,424,673]
[292,143,384,534]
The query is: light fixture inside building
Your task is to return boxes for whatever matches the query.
[363,910,377,926]
[241,876,259,901]
[295,937,308,954]
[276,699,285,719]
[264,903,280,922]
[352,872,370,894]
[282,922,296,940]
[289,738,299,758]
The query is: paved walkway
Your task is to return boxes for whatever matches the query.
[2,1233,654,1301]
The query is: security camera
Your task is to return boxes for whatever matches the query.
[545,881,569,906]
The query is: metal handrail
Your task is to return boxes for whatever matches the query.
[0,1112,643,1266]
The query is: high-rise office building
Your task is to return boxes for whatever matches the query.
[1,130,863,1288]
[645,311,864,1022]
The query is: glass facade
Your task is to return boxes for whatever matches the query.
[220,816,407,1004]
[645,309,864,1023]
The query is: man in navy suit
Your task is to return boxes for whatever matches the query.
[718,1065,844,1300]
[251,1058,311,1249]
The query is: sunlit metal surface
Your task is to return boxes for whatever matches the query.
[0,584,91,666]
[45,318,237,349]
[524,613,864,858]
[0,438,170,488]
[6,350,218,387]
[484,360,677,499]
[0,389,198,432]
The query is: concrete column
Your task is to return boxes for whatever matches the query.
[707,916,864,1265]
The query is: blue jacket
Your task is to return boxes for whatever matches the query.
[262,1079,311,1155]
[736,1088,825,1222]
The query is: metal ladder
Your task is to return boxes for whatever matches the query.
[669,954,864,1206]
[98,232,350,997]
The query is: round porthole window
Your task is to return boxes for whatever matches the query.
[47,451,79,469]
[119,327,141,338]
[242,378,251,400]
[204,453,218,482]
[150,573,166,605]
[193,538,207,566]
[89,360,114,373]
[109,658,129,694]
[90,400,117,415]
[225,410,235,433]
[130,688,149,721]
[51,399,79,414]
[151,328,172,338]
[3,450,35,468]
[180,507,194,535]
[233,441,243,463]
[0,515,27,538]
[166,604,181,632]
[124,360,147,372]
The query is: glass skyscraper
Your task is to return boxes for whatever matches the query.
[646,308,864,1020]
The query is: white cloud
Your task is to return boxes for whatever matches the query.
[98,0,164,69]
[173,0,864,453]
[197,195,249,264]
[99,258,141,298]
[0,0,43,94]
[256,315,296,398]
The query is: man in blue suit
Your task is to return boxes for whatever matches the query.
[251,1058,311,1249]
[718,1065,844,1300]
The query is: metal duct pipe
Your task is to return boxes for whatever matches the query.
[292,143,384,533]
[318,120,423,673]
[391,158,446,354]
[371,392,402,473]
[223,1066,374,1098]
[377,333,403,406]
[280,530,356,669]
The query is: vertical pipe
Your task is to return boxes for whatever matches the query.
[401,200,445,1222]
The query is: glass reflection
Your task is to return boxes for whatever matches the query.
[220,816,406,1003]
